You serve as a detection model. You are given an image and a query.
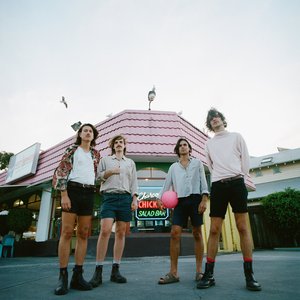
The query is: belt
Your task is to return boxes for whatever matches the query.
[68,181,95,189]
[218,175,243,183]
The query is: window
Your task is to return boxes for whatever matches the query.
[260,157,273,164]
[273,166,281,174]
[255,170,262,177]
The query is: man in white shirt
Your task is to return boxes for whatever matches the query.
[157,138,209,284]
[90,135,138,287]
[197,108,261,291]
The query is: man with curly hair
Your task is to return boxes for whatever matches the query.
[197,108,261,291]
[53,123,100,295]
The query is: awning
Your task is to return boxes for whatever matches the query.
[0,180,51,203]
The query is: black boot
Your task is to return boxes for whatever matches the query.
[244,262,262,291]
[54,269,68,295]
[70,266,93,291]
[110,263,127,283]
[89,265,103,287]
[197,263,215,289]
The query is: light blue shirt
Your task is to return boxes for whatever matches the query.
[159,158,209,199]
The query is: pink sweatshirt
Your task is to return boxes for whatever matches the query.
[205,130,250,183]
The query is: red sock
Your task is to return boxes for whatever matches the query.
[243,257,252,262]
[207,257,215,264]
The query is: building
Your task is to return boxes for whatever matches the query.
[0,109,255,256]
[248,147,300,248]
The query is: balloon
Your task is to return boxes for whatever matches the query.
[161,191,178,208]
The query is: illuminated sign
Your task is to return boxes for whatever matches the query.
[6,143,41,184]
[135,192,169,220]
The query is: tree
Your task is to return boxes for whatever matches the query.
[0,151,14,170]
[261,188,300,246]
[7,208,33,238]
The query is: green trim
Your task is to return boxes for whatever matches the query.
[136,162,171,173]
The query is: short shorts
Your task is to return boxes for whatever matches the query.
[209,178,248,219]
[172,194,203,228]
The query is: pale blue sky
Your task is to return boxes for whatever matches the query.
[1,0,299,157]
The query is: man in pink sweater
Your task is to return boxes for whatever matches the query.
[197,108,261,291]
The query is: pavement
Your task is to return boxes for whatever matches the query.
[0,249,299,300]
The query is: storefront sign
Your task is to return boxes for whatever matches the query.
[135,199,169,220]
[6,143,41,184]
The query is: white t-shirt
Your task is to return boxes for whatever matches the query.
[68,147,95,185]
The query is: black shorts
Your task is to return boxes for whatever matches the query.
[172,194,203,228]
[100,193,132,222]
[210,178,248,219]
[63,185,95,216]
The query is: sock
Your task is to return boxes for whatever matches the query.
[96,261,104,266]
[243,257,253,262]
[207,257,215,264]
[113,260,120,265]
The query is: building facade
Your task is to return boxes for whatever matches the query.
[248,148,300,248]
[0,109,255,255]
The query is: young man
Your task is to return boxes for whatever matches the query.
[52,123,100,295]
[157,138,209,284]
[197,108,261,291]
[89,134,138,287]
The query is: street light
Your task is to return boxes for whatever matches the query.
[148,86,156,110]
[71,121,82,131]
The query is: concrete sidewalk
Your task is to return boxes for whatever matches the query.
[0,250,299,300]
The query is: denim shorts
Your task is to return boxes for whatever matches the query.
[172,194,203,228]
[64,185,95,216]
[210,178,248,219]
[100,193,132,222]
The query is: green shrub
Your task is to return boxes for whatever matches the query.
[7,208,33,236]
[261,188,300,246]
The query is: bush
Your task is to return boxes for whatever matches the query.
[261,188,300,246]
[0,215,9,236]
[7,208,33,236]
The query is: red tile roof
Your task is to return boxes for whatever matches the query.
[0,109,255,190]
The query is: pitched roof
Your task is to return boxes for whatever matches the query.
[0,109,255,191]
[0,110,208,187]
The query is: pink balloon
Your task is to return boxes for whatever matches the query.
[161,191,178,208]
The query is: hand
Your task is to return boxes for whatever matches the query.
[111,167,120,175]
[198,195,208,214]
[61,192,71,211]
[131,200,138,211]
[157,199,165,210]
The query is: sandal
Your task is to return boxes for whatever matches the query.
[195,272,204,282]
[158,273,180,284]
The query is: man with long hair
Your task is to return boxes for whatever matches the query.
[89,134,138,287]
[197,108,261,291]
[53,123,100,295]
[157,137,209,285]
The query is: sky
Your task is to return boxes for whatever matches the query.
[1,0,299,157]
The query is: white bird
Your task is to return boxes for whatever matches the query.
[60,96,68,108]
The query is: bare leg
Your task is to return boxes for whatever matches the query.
[206,217,223,259]
[234,213,252,259]
[170,225,182,277]
[58,212,76,268]
[113,221,127,261]
[192,225,204,274]
[95,218,114,261]
[74,215,92,265]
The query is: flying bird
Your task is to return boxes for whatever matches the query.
[60,96,68,108]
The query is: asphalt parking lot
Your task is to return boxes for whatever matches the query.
[0,249,299,300]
